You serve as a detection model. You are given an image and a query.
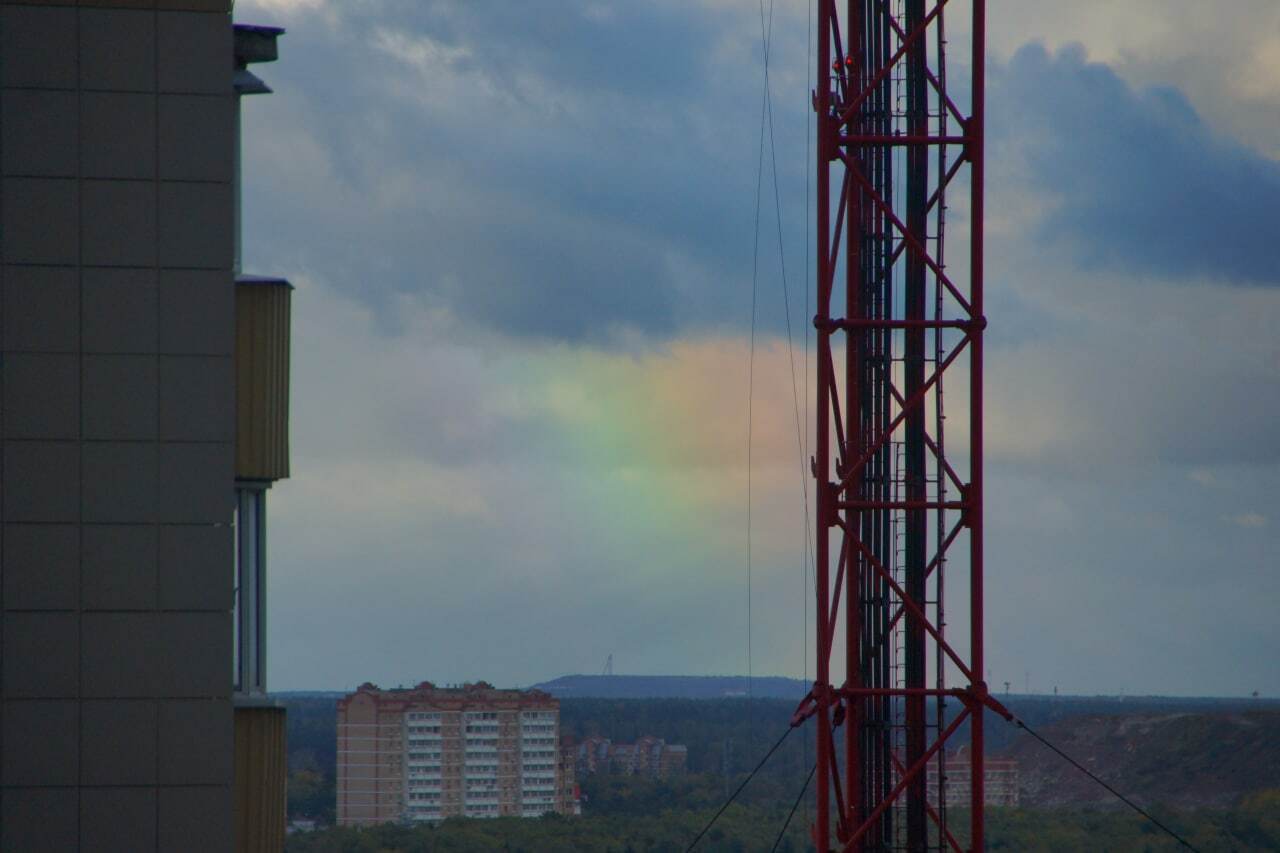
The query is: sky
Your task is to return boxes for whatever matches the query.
[234,0,1279,697]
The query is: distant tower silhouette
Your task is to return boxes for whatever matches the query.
[722,739,732,798]
[602,654,614,676]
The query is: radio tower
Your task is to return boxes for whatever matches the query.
[797,1,1010,850]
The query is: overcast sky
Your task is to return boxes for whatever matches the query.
[235,0,1279,697]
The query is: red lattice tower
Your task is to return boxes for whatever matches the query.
[795,1,1010,850]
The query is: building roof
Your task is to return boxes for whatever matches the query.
[339,680,558,711]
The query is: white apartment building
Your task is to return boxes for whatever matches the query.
[337,681,580,826]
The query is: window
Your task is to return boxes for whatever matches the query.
[233,482,269,694]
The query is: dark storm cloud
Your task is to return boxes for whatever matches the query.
[408,2,713,101]
[991,43,1280,285]
[241,0,811,343]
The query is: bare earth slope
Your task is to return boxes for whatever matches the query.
[1003,710,1280,808]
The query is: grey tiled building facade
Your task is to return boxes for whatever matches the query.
[0,1,272,849]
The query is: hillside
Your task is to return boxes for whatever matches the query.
[1003,710,1280,809]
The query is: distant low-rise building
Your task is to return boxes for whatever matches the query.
[336,681,581,826]
[926,747,1020,807]
[577,735,688,778]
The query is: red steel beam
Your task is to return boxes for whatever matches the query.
[809,1,991,850]
[837,0,950,123]
[841,708,971,851]
[838,133,970,146]
[813,3,835,848]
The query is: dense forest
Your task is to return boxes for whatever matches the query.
[286,805,813,852]
[284,795,1280,852]
[531,675,808,700]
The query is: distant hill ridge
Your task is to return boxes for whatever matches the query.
[529,675,1279,705]
[531,674,809,700]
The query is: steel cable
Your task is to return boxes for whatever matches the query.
[770,762,817,852]
[685,725,796,852]
[1013,718,1202,853]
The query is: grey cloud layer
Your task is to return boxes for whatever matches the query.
[243,6,1280,357]
[993,43,1280,286]
[235,1,1280,694]
[242,0,811,343]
